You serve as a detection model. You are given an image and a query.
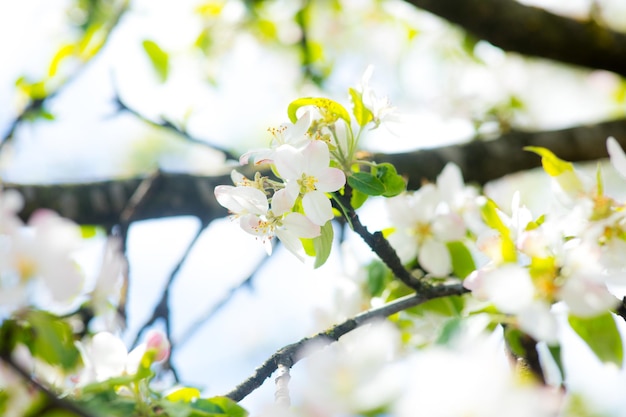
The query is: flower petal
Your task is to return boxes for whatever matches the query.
[274,145,304,180]
[607,136,626,179]
[418,238,452,277]
[316,167,346,192]
[272,187,297,216]
[302,141,331,175]
[303,191,334,225]
[215,185,268,215]
[282,212,321,238]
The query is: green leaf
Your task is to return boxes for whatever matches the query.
[166,387,202,402]
[350,188,368,209]
[524,146,574,177]
[348,172,385,196]
[568,312,623,366]
[26,310,81,370]
[479,198,516,263]
[348,87,373,127]
[547,344,565,383]
[525,146,584,194]
[446,241,476,278]
[313,221,334,268]
[80,224,102,239]
[503,326,527,357]
[375,163,406,197]
[142,39,169,83]
[301,237,316,257]
[435,317,463,345]
[366,260,389,296]
[480,198,508,236]
[191,397,248,417]
[407,295,464,317]
[287,97,351,124]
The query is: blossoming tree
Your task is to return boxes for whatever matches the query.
[4,0,626,416]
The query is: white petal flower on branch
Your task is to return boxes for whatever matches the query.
[274,141,346,226]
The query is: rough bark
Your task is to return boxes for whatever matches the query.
[405,0,626,77]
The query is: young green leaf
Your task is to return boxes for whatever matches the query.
[568,312,623,366]
[350,187,369,209]
[366,260,389,296]
[191,397,248,417]
[142,39,169,83]
[287,97,351,124]
[348,87,373,127]
[347,172,385,196]
[313,220,334,268]
[375,163,406,197]
[525,146,584,195]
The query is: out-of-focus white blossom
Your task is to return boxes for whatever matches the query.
[386,163,477,276]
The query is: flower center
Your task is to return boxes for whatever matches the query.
[298,174,318,194]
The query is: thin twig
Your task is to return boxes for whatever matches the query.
[333,190,425,291]
[175,252,272,348]
[112,89,238,161]
[223,282,468,402]
[116,171,163,325]
[131,221,209,381]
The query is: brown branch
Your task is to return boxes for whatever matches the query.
[372,117,626,190]
[5,117,626,226]
[404,0,626,77]
[223,282,468,402]
[333,190,424,291]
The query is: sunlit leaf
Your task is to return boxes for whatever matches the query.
[348,87,373,127]
[142,39,169,83]
[287,97,350,124]
[350,187,368,209]
[568,312,623,366]
[79,23,106,60]
[191,397,248,417]
[525,146,585,195]
[166,387,202,402]
[313,220,334,268]
[524,146,575,177]
[48,44,76,77]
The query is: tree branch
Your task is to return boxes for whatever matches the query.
[5,117,626,226]
[333,189,425,291]
[404,0,626,77]
[223,282,468,402]
[112,91,239,161]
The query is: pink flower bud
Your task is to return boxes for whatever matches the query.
[145,330,170,362]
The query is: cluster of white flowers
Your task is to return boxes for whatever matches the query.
[0,188,125,320]
[259,321,559,417]
[215,111,347,260]
[386,163,482,277]
[463,138,626,343]
[0,189,84,315]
